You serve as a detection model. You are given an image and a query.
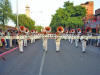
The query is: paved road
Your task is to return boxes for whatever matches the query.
[0,39,100,75]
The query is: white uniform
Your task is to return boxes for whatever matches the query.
[75,33,80,47]
[18,35,24,53]
[81,36,88,53]
[7,32,11,47]
[68,34,71,42]
[82,40,87,52]
[24,35,27,46]
[33,34,35,43]
[97,35,100,46]
[43,35,48,52]
[56,38,61,52]
[71,34,74,44]
[31,34,33,43]
[75,37,78,47]
[10,36,12,47]
[19,39,24,52]
[30,32,35,43]
[32,33,35,43]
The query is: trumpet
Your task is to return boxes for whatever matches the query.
[77,28,81,33]
[20,26,25,33]
[57,26,64,33]
[25,28,29,33]
[45,27,51,33]
[70,29,75,33]
[65,29,68,33]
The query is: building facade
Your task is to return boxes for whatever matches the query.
[81,1,100,33]
[81,1,94,16]
[95,8,100,33]
[83,9,100,33]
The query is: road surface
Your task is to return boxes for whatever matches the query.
[0,39,100,75]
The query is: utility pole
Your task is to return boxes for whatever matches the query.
[16,0,19,30]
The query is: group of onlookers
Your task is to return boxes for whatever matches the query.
[0,30,18,54]
[86,33,100,47]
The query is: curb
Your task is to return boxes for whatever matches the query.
[0,47,18,57]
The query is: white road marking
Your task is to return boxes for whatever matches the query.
[39,51,46,75]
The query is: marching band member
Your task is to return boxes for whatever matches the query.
[42,27,51,52]
[68,31,71,43]
[19,36,24,53]
[31,30,36,43]
[10,31,13,48]
[64,29,69,40]
[80,32,88,53]
[18,26,25,53]
[70,29,75,44]
[56,32,61,52]
[97,34,100,47]
[77,28,81,35]
[33,30,36,43]
[75,28,81,47]
[75,32,78,47]
[86,27,92,45]
[43,32,48,52]
[56,26,64,52]
[24,28,29,47]
[23,33,27,47]
[30,30,34,43]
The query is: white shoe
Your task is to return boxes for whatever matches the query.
[82,51,86,53]
[56,50,60,52]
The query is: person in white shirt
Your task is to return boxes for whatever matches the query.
[55,26,64,52]
[55,32,61,52]
[70,29,75,44]
[43,32,48,52]
[80,32,88,53]
[42,27,51,52]
[17,31,24,53]
[75,28,81,47]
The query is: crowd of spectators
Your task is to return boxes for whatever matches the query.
[0,29,18,54]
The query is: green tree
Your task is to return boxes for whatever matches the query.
[50,8,70,32]
[0,0,12,26]
[35,26,43,32]
[11,14,35,30]
[50,1,86,32]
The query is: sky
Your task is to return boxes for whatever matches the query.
[8,0,100,27]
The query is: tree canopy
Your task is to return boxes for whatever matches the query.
[35,25,43,32]
[11,14,35,30]
[0,0,12,26]
[50,1,86,32]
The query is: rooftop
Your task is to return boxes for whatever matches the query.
[81,1,94,5]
